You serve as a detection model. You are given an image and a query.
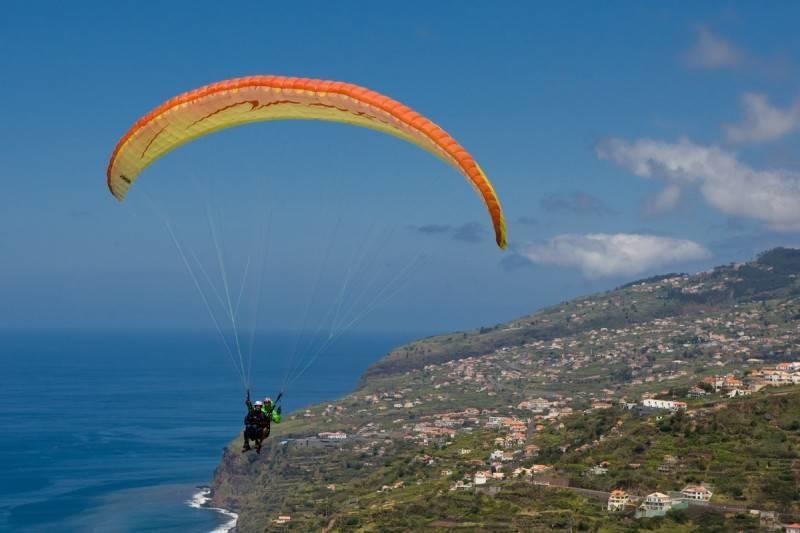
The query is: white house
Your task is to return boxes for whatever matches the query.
[474,471,489,485]
[588,465,609,476]
[643,492,670,510]
[532,464,551,474]
[486,416,503,427]
[512,467,533,478]
[764,371,792,385]
[635,492,688,518]
[642,399,687,411]
[607,489,629,512]
[519,397,551,412]
[449,480,472,491]
[636,492,671,517]
[318,431,347,440]
[681,485,713,502]
[687,387,707,398]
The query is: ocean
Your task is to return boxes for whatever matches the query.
[0,330,418,532]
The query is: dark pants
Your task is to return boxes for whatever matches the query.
[244,425,261,441]
[242,424,270,452]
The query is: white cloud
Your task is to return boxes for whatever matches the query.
[645,184,682,215]
[686,26,741,69]
[597,137,800,231]
[723,93,800,144]
[517,233,710,279]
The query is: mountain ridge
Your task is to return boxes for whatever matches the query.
[363,247,800,380]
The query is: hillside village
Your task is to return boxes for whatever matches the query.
[212,249,800,532]
[283,358,799,523]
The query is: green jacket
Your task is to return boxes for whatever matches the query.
[262,404,281,424]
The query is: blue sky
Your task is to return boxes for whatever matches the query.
[1,2,800,333]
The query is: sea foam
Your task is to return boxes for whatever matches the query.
[187,487,238,533]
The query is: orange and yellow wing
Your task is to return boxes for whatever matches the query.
[106,76,506,248]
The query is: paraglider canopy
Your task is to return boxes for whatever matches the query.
[106,75,506,248]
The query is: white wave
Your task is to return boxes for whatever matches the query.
[187,487,212,509]
[209,507,238,533]
[187,487,239,533]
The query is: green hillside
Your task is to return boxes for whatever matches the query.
[365,248,800,378]
[211,248,800,531]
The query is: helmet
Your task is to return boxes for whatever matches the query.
[254,400,263,407]
[264,397,272,404]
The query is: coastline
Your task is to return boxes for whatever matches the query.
[187,487,238,533]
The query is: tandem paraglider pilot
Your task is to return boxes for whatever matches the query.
[242,392,281,454]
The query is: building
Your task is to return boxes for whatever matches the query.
[474,471,489,485]
[512,467,532,478]
[519,397,551,412]
[681,485,713,501]
[635,492,687,518]
[658,455,679,473]
[588,464,609,476]
[531,464,551,474]
[450,480,472,491]
[728,388,751,398]
[486,416,503,428]
[639,492,670,514]
[701,376,723,391]
[687,387,707,398]
[318,431,347,440]
[607,489,629,512]
[784,523,800,533]
[721,375,744,390]
[524,444,540,457]
[641,399,687,411]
